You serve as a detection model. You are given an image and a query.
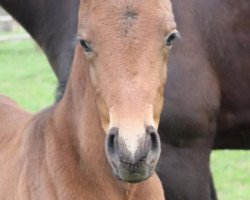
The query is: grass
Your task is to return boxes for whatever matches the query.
[0,40,56,111]
[211,151,250,200]
[0,29,27,36]
[0,39,250,200]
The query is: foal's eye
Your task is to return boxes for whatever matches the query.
[80,40,93,53]
[165,31,178,46]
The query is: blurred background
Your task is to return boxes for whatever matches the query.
[0,6,249,200]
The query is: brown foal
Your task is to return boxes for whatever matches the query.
[0,0,177,199]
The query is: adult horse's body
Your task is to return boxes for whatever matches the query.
[1,0,250,199]
[0,0,177,199]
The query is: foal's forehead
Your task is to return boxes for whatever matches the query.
[79,0,176,36]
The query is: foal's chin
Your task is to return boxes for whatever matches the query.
[112,162,156,183]
[107,152,160,183]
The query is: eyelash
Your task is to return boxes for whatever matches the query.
[80,40,93,52]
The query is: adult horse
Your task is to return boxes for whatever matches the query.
[0,0,179,198]
[1,0,250,199]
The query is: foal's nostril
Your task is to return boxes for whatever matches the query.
[150,132,157,149]
[146,126,160,152]
[106,127,119,154]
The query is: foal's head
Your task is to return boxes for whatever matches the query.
[78,0,177,183]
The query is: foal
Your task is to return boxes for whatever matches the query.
[0,0,177,199]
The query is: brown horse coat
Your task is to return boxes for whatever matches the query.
[0,64,164,200]
[1,0,249,199]
[0,0,172,199]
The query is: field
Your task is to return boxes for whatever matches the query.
[0,40,56,110]
[0,39,249,200]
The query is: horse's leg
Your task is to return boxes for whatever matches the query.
[157,141,216,200]
[157,52,220,200]
[210,173,218,200]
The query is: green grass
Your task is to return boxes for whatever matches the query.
[0,40,57,111]
[0,29,26,36]
[0,39,250,200]
[211,151,250,200]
